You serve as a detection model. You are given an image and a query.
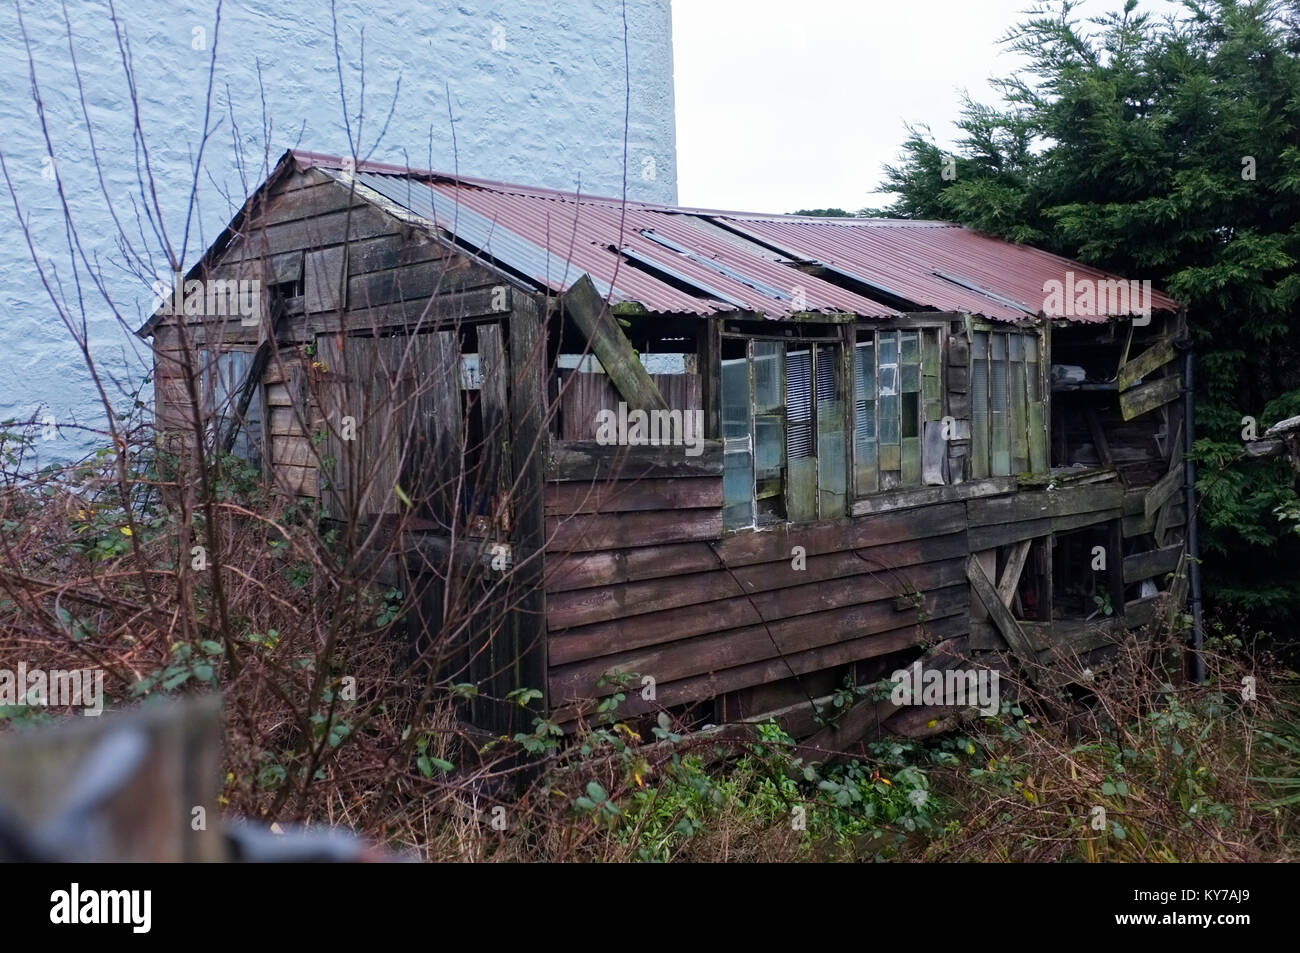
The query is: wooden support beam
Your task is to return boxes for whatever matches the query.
[563,274,668,413]
[1143,466,1181,521]
[996,539,1033,608]
[1085,407,1113,467]
[1117,337,1175,391]
[477,323,511,529]
[699,317,721,439]
[1108,519,1127,617]
[798,697,899,763]
[508,293,550,729]
[1123,543,1184,585]
[1119,373,1181,421]
[966,554,1039,680]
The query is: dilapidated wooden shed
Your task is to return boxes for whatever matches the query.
[141,150,1195,739]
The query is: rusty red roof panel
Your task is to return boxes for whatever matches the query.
[293,150,1178,322]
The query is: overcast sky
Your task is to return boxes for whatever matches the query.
[671,0,1184,214]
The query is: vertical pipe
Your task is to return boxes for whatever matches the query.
[1179,333,1205,683]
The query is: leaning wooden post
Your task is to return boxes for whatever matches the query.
[508,292,550,732]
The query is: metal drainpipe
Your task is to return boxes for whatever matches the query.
[1178,332,1205,683]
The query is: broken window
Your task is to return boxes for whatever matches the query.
[201,348,263,470]
[722,335,848,530]
[969,329,1047,478]
[854,327,943,493]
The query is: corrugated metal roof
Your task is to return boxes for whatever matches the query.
[296,151,1178,322]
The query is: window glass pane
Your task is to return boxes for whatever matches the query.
[854,339,876,441]
[856,440,879,494]
[721,354,749,440]
[901,330,920,392]
[1025,333,1046,472]
[971,331,990,479]
[753,341,783,414]
[816,345,846,517]
[878,332,899,447]
[786,347,813,459]
[991,334,1010,475]
[901,331,921,444]
[922,329,941,406]
[723,451,754,530]
[1011,355,1028,473]
[753,342,786,514]
[721,355,754,528]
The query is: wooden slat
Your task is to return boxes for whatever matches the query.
[552,614,970,723]
[303,246,348,313]
[477,322,512,531]
[508,293,550,723]
[547,440,723,481]
[965,554,1039,677]
[548,582,971,703]
[996,539,1032,608]
[544,477,722,515]
[1143,466,1181,521]
[562,275,667,413]
[270,435,315,468]
[545,509,723,552]
[1122,543,1184,585]
[249,204,401,257]
[273,463,318,498]
[548,556,968,665]
[1119,373,1182,421]
[1117,337,1175,392]
[1052,507,1122,534]
[546,530,970,623]
[968,516,1052,551]
[849,477,1015,517]
[713,500,968,568]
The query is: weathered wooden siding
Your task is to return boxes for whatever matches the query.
[152,168,512,509]
[544,438,973,721]
[556,369,701,442]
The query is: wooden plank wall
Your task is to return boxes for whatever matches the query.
[544,441,973,723]
[557,369,701,441]
[153,166,514,506]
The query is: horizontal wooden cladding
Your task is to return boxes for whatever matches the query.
[549,550,969,666]
[546,440,723,481]
[545,508,722,553]
[327,286,512,335]
[545,499,970,596]
[848,476,1016,517]
[272,464,318,498]
[246,204,402,256]
[549,581,971,707]
[716,500,966,567]
[1123,543,1183,585]
[967,480,1124,527]
[547,529,970,630]
[557,613,970,725]
[544,476,721,516]
[348,259,502,311]
[966,480,1123,548]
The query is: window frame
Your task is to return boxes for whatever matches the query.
[720,329,850,530]
[968,324,1049,479]
[199,345,265,471]
[851,322,947,497]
